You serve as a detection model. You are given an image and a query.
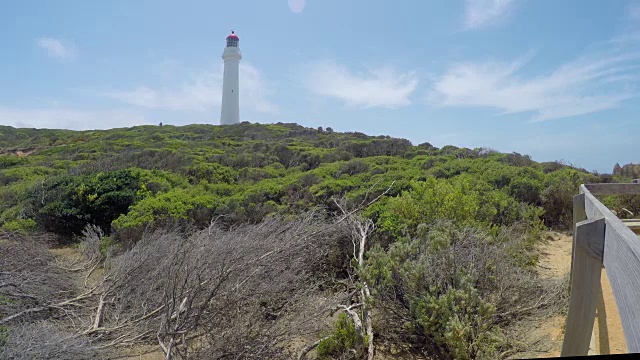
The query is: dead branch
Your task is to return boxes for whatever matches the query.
[337,181,395,223]
[298,335,333,360]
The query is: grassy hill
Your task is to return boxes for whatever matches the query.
[0,122,629,359]
[0,122,604,240]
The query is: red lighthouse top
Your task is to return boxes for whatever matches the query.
[227,31,239,40]
[226,30,239,47]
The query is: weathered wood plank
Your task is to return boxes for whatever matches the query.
[571,193,587,280]
[624,222,640,234]
[561,217,606,357]
[601,218,640,353]
[584,183,640,196]
[581,186,640,352]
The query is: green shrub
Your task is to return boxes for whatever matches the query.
[112,185,216,241]
[361,222,547,359]
[1,218,37,233]
[370,177,481,237]
[316,313,358,359]
[541,169,597,228]
[99,235,117,255]
[413,278,499,360]
[337,159,370,177]
[508,177,542,204]
[0,325,7,347]
[34,170,141,240]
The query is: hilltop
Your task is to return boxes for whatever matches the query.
[0,122,603,240]
[0,122,633,359]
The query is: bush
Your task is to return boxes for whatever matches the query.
[112,185,216,243]
[1,218,38,233]
[316,313,358,359]
[413,278,499,360]
[361,222,559,359]
[337,159,370,177]
[541,169,597,228]
[34,170,141,241]
[508,177,542,204]
[370,177,481,238]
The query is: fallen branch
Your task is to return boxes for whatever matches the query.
[0,285,99,325]
[298,335,332,360]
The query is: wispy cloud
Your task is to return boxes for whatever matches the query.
[105,63,277,114]
[240,64,279,114]
[0,107,148,130]
[105,76,222,111]
[462,0,516,30]
[304,60,418,109]
[428,51,640,121]
[36,37,77,61]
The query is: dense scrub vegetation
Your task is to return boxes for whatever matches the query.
[0,122,608,239]
[0,122,630,359]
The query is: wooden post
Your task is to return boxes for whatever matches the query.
[570,194,587,282]
[561,217,606,357]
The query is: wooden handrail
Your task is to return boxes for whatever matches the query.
[561,184,640,356]
[584,183,640,196]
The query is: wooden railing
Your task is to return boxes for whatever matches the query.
[561,183,640,356]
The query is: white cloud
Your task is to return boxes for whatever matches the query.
[288,0,305,13]
[462,0,516,30]
[304,60,418,109]
[105,63,277,114]
[36,37,77,61]
[0,107,149,130]
[240,64,279,114]
[428,51,640,121]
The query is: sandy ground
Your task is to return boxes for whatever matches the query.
[507,231,573,359]
[524,232,627,358]
[537,232,574,280]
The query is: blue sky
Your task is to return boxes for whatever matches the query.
[1,0,639,172]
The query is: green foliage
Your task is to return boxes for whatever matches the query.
[371,177,480,238]
[99,235,117,255]
[316,313,358,359]
[541,169,598,228]
[112,184,216,239]
[361,223,542,359]
[0,325,7,347]
[34,170,141,239]
[337,159,370,177]
[0,123,604,357]
[0,123,604,244]
[184,162,236,184]
[0,295,17,306]
[1,218,37,233]
[413,278,499,360]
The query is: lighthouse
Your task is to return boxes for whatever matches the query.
[220,31,242,125]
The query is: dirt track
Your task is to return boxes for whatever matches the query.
[531,232,627,357]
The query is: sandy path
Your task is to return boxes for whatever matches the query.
[529,232,627,357]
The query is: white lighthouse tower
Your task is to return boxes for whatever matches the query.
[220,31,242,125]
